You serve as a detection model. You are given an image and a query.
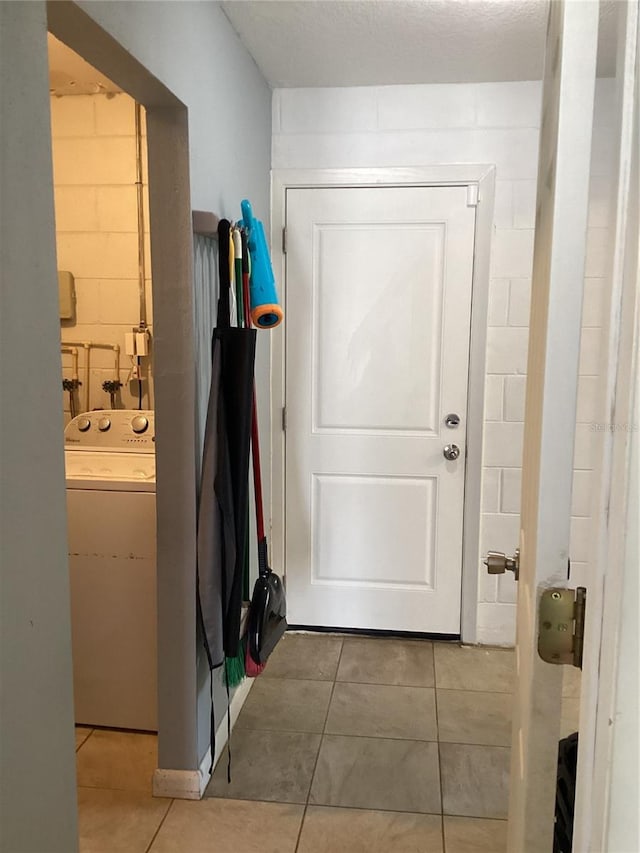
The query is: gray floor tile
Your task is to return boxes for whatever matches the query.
[236,678,333,733]
[434,645,515,693]
[440,743,510,819]
[437,690,512,746]
[76,730,157,794]
[337,637,434,687]
[326,682,437,740]
[78,786,171,853]
[149,799,303,853]
[310,734,441,814]
[298,806,444,853]
[443,816,508,853]
[263,633,343,681]
[205,729,321,804]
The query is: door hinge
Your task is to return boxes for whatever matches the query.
[282,227,287,254]
[538,586,586,669]
[282,406,287,432]
[466,184,479,207]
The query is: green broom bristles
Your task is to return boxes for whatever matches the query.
[225,480,251,691]
[224,501,251,692]
[224,639,246,688]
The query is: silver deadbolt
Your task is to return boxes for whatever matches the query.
[484,548,520,581]
[445,413,460,428]
[443,444,460,461]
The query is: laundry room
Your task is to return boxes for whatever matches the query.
[50,35,153,421]
[49,35,159,740]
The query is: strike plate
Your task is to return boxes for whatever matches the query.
[538,587,586,669]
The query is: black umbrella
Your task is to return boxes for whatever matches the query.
[197,219,256,671]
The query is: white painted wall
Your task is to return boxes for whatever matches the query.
[51,92,154,417]
[273,80,614,644]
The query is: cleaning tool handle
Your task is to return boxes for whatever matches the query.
[251,387,265,543]
[232,228,243,328]
[257,537,269,579]
[216,220,231,328]
[241,230,251,327]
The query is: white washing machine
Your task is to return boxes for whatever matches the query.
[64,410,157,731]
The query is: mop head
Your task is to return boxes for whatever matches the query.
[224,648,246,688]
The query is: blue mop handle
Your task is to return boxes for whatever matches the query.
[241,199,283,329]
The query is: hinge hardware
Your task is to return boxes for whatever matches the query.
[538,586,586,669]
[466,184,479,207]
[282,227,287,254]
[282,406,287,432]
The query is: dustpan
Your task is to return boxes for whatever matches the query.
[246,540,287,665]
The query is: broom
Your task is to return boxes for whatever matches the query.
[223,228,249,690]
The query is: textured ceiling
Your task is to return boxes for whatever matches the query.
[48,34,121,96]
[221,0,618,88]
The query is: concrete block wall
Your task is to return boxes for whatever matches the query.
[272,79,614,644]
[51,92,153,420]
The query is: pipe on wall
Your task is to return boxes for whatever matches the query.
[134,102,147,329]
[61,345,80,418]
[61,341,120,412]
[60,345,79,384]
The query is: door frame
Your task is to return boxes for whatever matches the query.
[271,166,495,643]
[574,1,640,846]
[47,2,200,777]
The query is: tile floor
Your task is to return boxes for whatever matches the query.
[75,633,580,852]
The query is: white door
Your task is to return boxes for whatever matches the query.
[285,185,476,634]
[505,2,599,850]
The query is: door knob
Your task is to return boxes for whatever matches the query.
[443,444,460,461]
[484,549,520,581]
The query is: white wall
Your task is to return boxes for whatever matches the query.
[52,92,154,417]
[273,79,614,644]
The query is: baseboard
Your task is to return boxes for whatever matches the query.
[152,766,203,800]
[152,675,254,800]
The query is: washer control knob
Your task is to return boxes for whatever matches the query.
[131,415,149,434]
[98,417,111,432]
[77,417,91,432]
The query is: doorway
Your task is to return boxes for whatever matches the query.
[272,167,495,640]
[46,0,200,786]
